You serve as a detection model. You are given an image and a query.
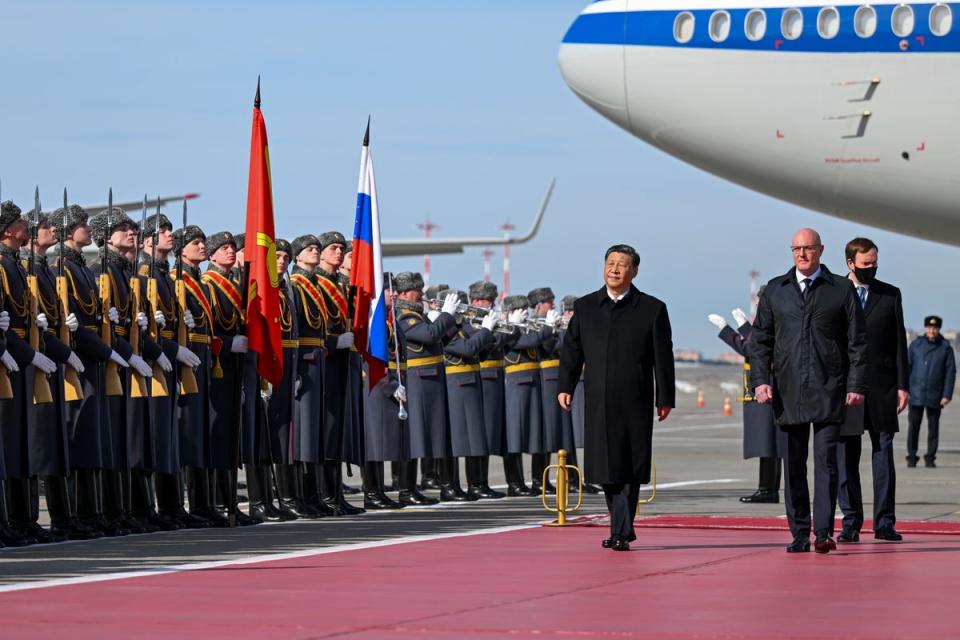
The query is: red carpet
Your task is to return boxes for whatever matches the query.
[2,519,959,639]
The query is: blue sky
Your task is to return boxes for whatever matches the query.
[2,1,953,355]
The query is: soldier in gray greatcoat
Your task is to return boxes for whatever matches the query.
[529,287,563,495]
[560,295,600,494]
[394,272,458,504]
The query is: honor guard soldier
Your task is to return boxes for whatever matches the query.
[417,282,449,489]
[141,212,202,529]
[90,208,157,535]
[172,225,221,526]
[202,231,257,526]
[314,231,363,515]
[560,295,600,493]
[339,241,352,283]
[442,288,498,501]
[529,287,563,495]
[288,235,334,517]
[394,271,458,505]
[334,236,365,499]
[469,281,517,499]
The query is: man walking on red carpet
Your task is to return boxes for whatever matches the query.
[557,244,675,552]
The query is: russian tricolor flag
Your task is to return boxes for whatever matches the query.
[350,119,389,388]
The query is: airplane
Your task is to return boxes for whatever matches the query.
[557,0,960,244]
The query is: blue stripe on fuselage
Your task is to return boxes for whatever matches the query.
[562,3,960,52]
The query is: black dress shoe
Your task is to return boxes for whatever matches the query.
[399,489,439,506]
[150,512,183,531]
[581,483,603,495]
[440,486,475,502]
[740,490,779,504]
[303,496,337,517]
[874,526,903,541]
[837,528,860,543]
[906,456,918,468]
[363,492,402,510]
[506,483,533,497]
[283,499,321,519]
[175,510,214,528]
[247,505,269,523]
[234,510,259,526]
[601,537,614,549]
[325,496,365,516]
[924,459,936,468]
[24,522,63,544]
[50,520,99,541]
[814,535,837,554]
[196,509,231,528]
[419,475,442,491]
[268,503,299,521]
[467,485,506,500]
[612,538,630,551]
[341,482,362,495]
[786,536,811,553]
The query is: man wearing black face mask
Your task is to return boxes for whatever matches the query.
[837,237,909,543]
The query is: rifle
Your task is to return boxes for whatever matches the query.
[0,179,12,400]
[29,187,53,404]
[146,196,168,397]
[128,195,148,398]
[175,199,198,395]
[59,188,83,402]
[101,188,123,396]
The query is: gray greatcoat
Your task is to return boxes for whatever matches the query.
[290,267,326,464]
[444,323,495,457]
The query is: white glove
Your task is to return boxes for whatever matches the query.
[67,352,85,373]
[154,310,166,329]
[481,312,497,332]
[156,353,173,373]
[544,309,562,328]
[708,314,727,330]
[393,384,407,403]
[136,312,149,330]
[65,312,79,333]
[0,311,9,332]
[336,332,354,350]
[108,307,119,324]
[1,351,19,373]
[183,309,196,330]
[36,313,49,331]
[230,335,249,353]
[508,309,525,325]
[31,352,56,374]
[427,310,441,322]
[440,293,459,316]
[109,350,130,368]
[732,308,749,328]
[175,345,201,368]
[261,382,273,402]
[128,354,153,377]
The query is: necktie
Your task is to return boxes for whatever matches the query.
[858,286,867,309]
[802,278,812,299]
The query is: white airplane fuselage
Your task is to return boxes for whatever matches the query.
[559,0,960,244]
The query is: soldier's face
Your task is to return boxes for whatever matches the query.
[183,238,207,262]
[37,222,57,248]
[320,243,344,267]
[926,326,941,340]
[71,224,92,247]
[4,219,28,245]
[341,252,352,271]
[472,299,493,309]
[156,228,175,252]
[536,300,555,315]
[604,252,637,291]
[110,224,136,251]
[297,245,320,267]
[235,249,245,265]
[210,244,236,268]
[276,250,290,274]
[399,290,422,303]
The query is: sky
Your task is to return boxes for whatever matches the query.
[1,1,954,356]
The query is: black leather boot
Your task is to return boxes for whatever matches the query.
[419,458,441,490]
[363,462,403,510]
[504,453,532,496]
[398,459,439,506]
[302,463,335,516]
[439,457,475,502]
[384,461,400,492]
[323,462,365,516]
[741,457,780,503]
[478,456,505,499]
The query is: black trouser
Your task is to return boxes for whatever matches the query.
[758,457,782,493]
[838,429,896,532]
[907,405,941,462]
[782,422,840,539]
[155,472,183,514]
[602,483,640,542]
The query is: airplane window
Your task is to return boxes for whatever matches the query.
[674,11,695,43]
[854,5,877,37]
[710,10,731,42]
[930,3,953,35]
[781,8,803,39]
[818,7,840,38]
[745,9,767,40]
[892,4,915,36]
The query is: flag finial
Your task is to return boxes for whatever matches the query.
[254,76,261,109]
[363,115,370,147]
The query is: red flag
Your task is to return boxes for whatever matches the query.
[243,79,283,385]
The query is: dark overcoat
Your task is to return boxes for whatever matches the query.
[173,264,213,469]
[504,327,550,454]
[840,279,909,436]
[267,276,297,464]
[290,267,327,464]
[478,330,518,455]
[749,266,868,426]
[718,323,780,458]
[558,285,675,485]
[362,319,405,463]
[444,323,494,457]
[908,335,956,408]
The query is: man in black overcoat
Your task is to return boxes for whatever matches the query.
[837,238,908,543]
[558,244,675,552]
[750,228,868,554]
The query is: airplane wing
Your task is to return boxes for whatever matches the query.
[46,192,200,216]
[381,179,554,257]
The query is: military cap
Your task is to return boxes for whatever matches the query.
[88,207,132,247]
[444,289,468,305]
[527,287,555,306]
[503,294,530,312]
[174,225,206,253]
[53,204,89,241]
[275,238,292,256]
[143,212,172,235]
[292,234,320,259]
[234,232,245,251]
[394,271,424,293]
[0,201,23,235]
[562,295,578,309]
[22,209,53,228]
[382,271,394,288]
[318,231,347,250]
[206,231,237,256]
[468,280,498,302]
[925,315,943,328]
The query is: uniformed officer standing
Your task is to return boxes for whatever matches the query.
[529,287,563,495]
[394,272,458,505]
[560,295,600,494]
[334,236,365,500]
[417,283,449,490]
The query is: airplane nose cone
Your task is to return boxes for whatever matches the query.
[558,9,628,130]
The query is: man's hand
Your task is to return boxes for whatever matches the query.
[31,352,57,374]
[230,335,249,353]
[731,308,749,327]
[897,389,909,414]
[156,353,174,373]
[67,352,85,374]
[480,312,497,332]
[846,392,865,406]
[557,392,572,412]
[544,309,561,328]
[508,309,527,325]
[657,406,672,422]
[1,350,19,373]
[0,310,9,332]
[755,384,773,404]
[440,293,459,316]
[175,346,201,368]
[393,384,407,404]
[336,332,354,350]
[941,397,951,408]
[128,354,153,378]
[36,313,49,331]
[109,350,130,368]
[183,310,196,330]
[136,312,149,330]
[707,313,727,330]
[154,310,166,329]
[427,310,441,322]
[108,306,119,324]
[65,312,79,333]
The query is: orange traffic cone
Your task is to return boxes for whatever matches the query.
[696,388,705,408]
[722,396,733,416]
